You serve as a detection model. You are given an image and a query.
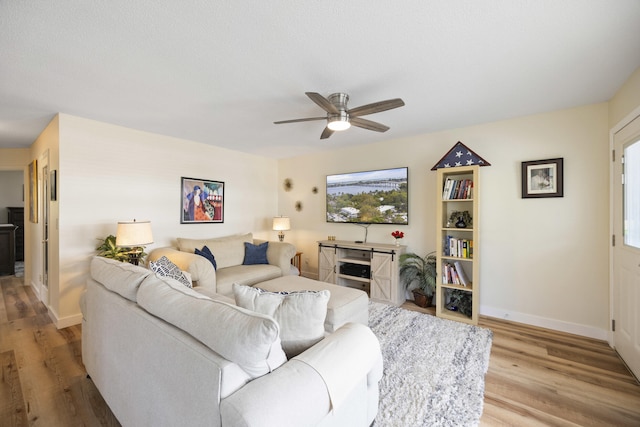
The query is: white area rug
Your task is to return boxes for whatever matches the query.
[368,301,493,427]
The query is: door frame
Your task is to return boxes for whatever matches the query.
[609,104,640,347]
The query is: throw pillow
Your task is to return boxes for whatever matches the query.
[150,256,192,288]
[195,245,217,270]
[242,241,268,265]
[233,283,330,358]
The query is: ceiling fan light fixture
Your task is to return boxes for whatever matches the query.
[327,112,351,131]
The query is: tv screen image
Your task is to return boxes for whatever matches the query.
[326,167,408,224]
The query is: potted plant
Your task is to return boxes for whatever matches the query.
[399,251,437,308]
[446,289,473,318]
[96,234,146,263]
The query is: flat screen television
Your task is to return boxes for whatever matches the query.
[326,167,408,224]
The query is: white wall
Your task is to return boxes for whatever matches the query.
[279,103,610,339]
[0,171,24,220]
[55,114,279,325]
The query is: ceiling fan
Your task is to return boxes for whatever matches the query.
[274,92,405,139]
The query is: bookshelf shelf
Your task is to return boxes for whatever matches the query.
[435,165,480,325]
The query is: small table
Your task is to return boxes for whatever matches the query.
[291,251,302,276]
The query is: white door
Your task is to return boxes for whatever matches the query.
[613,114,640,379]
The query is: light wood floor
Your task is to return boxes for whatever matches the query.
[2,274,639,426]
[402,303,640,426]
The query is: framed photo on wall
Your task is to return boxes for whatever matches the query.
[181,177,224,223]
[521,158,564,198]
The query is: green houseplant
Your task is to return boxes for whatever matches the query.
[96,234,146,263]
[399,251,437,308]
[446,289,473,318]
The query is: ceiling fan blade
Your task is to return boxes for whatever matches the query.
[306,92,340,114]
[320,127,334,139]
[348,98,405,117]
[350,117,390,132]
[274,116,326,124]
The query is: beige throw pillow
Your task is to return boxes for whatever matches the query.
[233,284,330,358]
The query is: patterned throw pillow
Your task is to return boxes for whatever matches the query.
[233,284,330,358]
[195,245,217,270]
[149,256,192,288]
[242,241,269,265]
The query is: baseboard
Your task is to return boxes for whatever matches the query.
[480,305,608,341]
[48,306,83,329]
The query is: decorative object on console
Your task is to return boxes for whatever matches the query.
[431,141,491,170]
[115,219,154,265]
[181,177,224,224]
[391,230,404,246]
[272,216,290,241]
[521,158,564,198]
[399,252,437,308]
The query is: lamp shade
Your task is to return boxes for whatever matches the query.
[272,216,290,231]
[116,220,154,247]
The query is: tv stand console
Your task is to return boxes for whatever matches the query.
[317,240,406,306]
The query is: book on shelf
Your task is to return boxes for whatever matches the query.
[454,260,470,286]
[443,235,473,258]
[442,261,471,287]
[442,178,474,200]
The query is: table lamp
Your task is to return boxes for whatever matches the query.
[116,219,154,265]
[272,216,290,242]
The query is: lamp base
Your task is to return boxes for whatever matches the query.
[278,232,285,242]
[127,248,143,265]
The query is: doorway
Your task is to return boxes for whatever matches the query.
[612,112,640,379]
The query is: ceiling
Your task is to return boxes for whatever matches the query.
[2,1,640,159]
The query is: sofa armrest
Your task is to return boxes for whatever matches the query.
[254,239,296,275]
[148,247,217,290]
[219,323,383,427]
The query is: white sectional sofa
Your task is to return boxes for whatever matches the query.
[80,256,383,427]
[148,233,296,298]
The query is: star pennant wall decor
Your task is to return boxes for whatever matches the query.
[431,141,491,170]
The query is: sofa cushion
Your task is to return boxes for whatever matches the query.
[243,241,268,265]
[137,274,287,379]
[215,264,282,297]
[90,256,152,302]
[177,233,252,269]
[149,256,192,288]
[194,245,217,270]
[233,284,330,358]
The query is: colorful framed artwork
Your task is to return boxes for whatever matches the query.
[521,158,564,198]
[181,177,224,223]
[28,159,38,223]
